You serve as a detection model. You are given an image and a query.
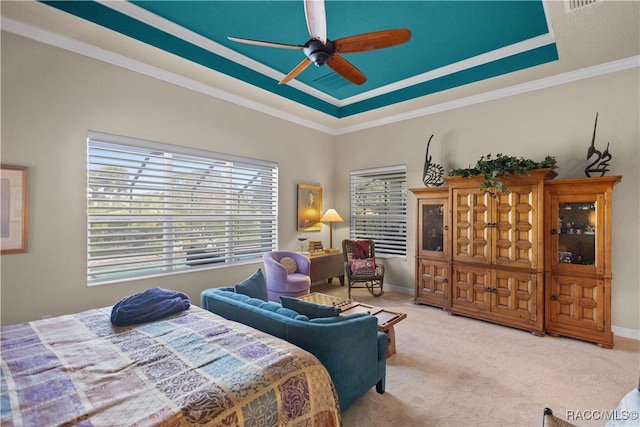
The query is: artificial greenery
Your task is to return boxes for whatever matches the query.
[449,153,557,199]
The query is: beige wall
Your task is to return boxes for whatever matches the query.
[334,68,640,335]
[0,33,335,324]
[2,32,639,336]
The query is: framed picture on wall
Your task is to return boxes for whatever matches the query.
[297,184,322,231]
[1,165,28,254]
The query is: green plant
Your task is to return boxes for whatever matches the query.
[449,153,557,199]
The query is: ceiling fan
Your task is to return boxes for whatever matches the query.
[228,0,411,86]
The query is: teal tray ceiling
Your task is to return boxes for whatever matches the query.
[40,1,558,119]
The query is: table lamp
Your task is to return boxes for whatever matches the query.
[320,208,344,249]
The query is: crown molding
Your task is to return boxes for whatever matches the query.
[335,56,640,135]
[3,16,638,137]
[1,16,338,135]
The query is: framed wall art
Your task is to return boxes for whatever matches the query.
[1,165,28,254]
[297,184,322,231]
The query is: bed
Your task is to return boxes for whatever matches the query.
[0,305,341,426]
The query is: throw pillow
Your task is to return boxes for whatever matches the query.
[279,256,298,274]
[234,268,268,301]
[349,258,375,274]
[280,296,340,319]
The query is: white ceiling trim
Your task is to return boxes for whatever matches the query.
[336,55,640,135]
[99,0,342,106]
[1,16,336,135]
[97,0,557,109]
[339,0,555,106]
[3,16,637,137]
[340,33,557,106]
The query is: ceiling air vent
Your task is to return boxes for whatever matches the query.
[313,72,351,90]
[566,0,602,13]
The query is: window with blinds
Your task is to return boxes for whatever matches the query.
[349,165,407,259]
[87,132,278,286]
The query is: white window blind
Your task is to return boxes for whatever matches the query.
[349,165,407,258]
[87,132,278,285]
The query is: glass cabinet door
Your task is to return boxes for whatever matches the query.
[418,198,448,259]
[551,194,604,275]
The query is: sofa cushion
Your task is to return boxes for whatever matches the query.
[279,256,298,273]
[276,307,310,321]
[276,307,301,318]
[280,296,340,319]
[234,268,268,301]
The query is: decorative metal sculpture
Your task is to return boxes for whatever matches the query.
[585,113,612,177]
[422,134,445,187]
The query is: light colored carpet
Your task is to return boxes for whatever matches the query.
[311,283,640,427]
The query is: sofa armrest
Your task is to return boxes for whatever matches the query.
[376,331,388,361]
[284,313,387,411]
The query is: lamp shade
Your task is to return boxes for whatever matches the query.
[320,209,343,249]
[320,209,344,223]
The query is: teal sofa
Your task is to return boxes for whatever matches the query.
[200,287,387,411]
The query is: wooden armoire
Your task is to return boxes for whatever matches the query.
[411,172,621,347]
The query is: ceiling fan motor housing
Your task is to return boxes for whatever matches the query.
[304,39,335,66]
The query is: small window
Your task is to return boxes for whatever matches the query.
[349,165,407,259]
[87,131,278,285]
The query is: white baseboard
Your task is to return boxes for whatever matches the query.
[612,326,640,341]
[384,284,640,341]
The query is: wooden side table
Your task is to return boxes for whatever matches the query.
[299,292,407,357]
[341,304,407,357]
[309,252,345,285]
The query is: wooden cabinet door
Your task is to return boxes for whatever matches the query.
[416,259,450,308]
[546,193,605,276]
[417,197,449,261]
[452,181,540,269]
[452,188,492,264]
[451,264,491,311]
[493,183,539,269]
[491,269,539,323]
[546,274,604,332]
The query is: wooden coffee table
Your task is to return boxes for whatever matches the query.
[299,292,407,357]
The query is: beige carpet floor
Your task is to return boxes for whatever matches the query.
[310,283,640,427]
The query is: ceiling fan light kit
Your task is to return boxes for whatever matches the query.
[304,39,335,66]
[228,0,411,86]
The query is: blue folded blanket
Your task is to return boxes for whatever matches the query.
[111,287,191,326]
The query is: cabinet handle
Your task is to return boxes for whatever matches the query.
[550,229,558,235]
[550,295,558,301]
[443,225,449,231]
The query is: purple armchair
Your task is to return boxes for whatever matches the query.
[262,251,311,302]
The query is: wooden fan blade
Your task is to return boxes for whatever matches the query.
[227,36,303,50]
[334,28,411,54]
[326,54,366,85]
[279,58,312,85]
[304,0,327,44]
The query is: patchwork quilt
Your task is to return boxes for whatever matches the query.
[1,306,341,426]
